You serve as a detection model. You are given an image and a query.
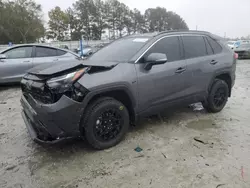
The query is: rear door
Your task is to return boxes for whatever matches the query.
[181,35,222,100]
[0,46,33,83]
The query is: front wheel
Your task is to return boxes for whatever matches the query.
[82,97,130,150]
[203,79,229,113]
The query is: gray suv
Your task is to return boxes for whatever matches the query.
[20,31,237,149]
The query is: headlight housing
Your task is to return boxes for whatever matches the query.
[47,68,87,92]
[46,68,89,102]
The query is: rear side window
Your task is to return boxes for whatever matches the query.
[206,37,222,54]
[57,49,66,56]
[35,47,57,57]
[182,36,207,59]
[144,36,182,62]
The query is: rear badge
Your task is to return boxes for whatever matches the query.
[119,106,124,111]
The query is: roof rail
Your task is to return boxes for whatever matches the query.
[158,30,211,35]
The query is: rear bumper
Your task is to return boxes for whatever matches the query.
[21,94,83,144]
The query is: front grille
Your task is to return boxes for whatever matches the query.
[21,79,54,104]
[30,90,54,104]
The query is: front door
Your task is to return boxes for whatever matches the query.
[135,36,189,115]
[0,46,33,83]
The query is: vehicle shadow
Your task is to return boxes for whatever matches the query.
[26,104,207,176]
[34,104,206,156]
[0,83,21,91]
[131,104,206,133]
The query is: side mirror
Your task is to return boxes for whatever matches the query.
[144,53,167,70]
[0,54,6,60]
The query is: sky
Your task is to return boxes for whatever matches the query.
[35,0,250,38]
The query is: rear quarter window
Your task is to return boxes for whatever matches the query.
[206,37,222,54]
[204,37,214,55]
[57,49,67,56]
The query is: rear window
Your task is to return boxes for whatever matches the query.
[206,37,222,54]
[182,36,207,59]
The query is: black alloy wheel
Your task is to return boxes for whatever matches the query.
[94,108,123,142]
[213,88,227,108]
[82,97,130,150]
[203,79,229,113]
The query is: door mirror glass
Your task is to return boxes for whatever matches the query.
[144,53,167,70]
[0,54,7,59]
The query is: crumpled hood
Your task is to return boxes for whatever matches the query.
[27,59,118,76]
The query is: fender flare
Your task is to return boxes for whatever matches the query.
[208,71,232,94]
[82,84,137,110]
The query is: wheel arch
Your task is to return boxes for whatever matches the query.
[209,72,232,97]
[82,85,137,123]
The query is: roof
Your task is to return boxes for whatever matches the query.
[124,30,223,41]
[0,44,71,53]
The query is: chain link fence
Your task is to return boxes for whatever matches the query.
[0,40,111,51]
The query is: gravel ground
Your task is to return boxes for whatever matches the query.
[0,60,250,188]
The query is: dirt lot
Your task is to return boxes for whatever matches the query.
[1,60,250,188]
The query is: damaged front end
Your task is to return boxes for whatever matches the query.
[21,65,90,143]
[21,61,117,144]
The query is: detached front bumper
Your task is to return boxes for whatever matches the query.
[21,94,83,144]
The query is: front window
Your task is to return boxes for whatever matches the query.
[142,36,182,62]
[4,47,32,59]
[89,37,150,62]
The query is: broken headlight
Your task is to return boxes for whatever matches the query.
[46,68,89,102]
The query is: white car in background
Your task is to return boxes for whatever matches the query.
[0,44,80,83]
[228,40,250,50]
[227,41,237,49]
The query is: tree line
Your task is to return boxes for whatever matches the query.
[0,0,189,44]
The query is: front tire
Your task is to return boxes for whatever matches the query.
[82,97,129,150]
[203,79,229,113]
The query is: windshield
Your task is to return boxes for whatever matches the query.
[89,37,150,62]
[240,44,250,48]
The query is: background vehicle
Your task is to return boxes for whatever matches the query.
[77,45,93,57]
[227,41,237,49]
[21,30,236,149]
[234,43,250,59]
[0,45,80,83]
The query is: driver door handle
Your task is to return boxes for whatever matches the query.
[175,67,186,74]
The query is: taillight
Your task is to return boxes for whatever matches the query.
[234,53,238,59]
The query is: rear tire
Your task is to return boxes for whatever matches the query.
[82,97,129,150]
[203,79,229,113]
